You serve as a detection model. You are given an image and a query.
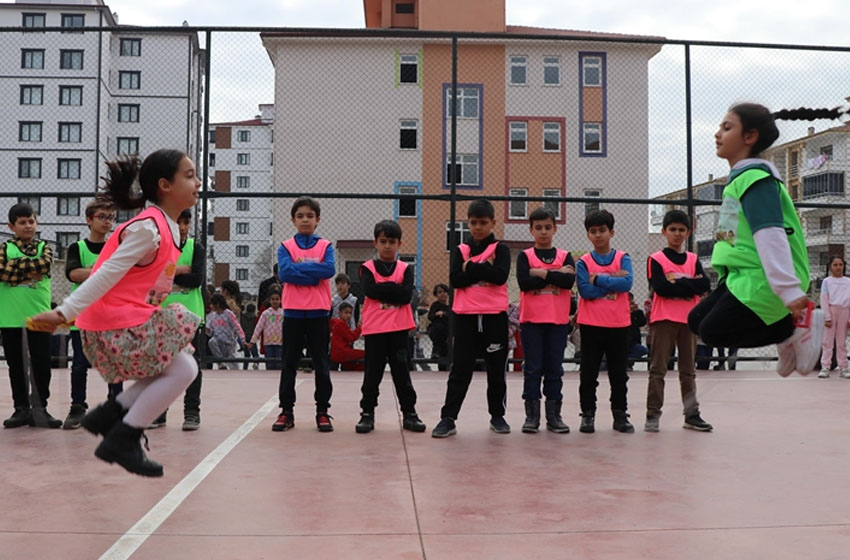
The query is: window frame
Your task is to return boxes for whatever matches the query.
[119,38,142,57]
[117,104,140,123]
[21,49,45,70]
[237,153,250,166]
[20,85,43,105]
[58,122,82,143]
[236,222,249,235]
[446,154,480,186]
[509,55,527,85]
[237,130,250,142]
[543,56,561,86]
[509,121,528,152]
[59,85,83,106]
[446,87,480,119]
[119,71,141,90]
[117,137,140,155]
[582,55,603,87]
[399,53,419,85]
[61,13,85,30]
[582,122,603,154]
[399,119,418,150]
[19,121,43,143]
[57,196,81,216]
[59,49,84,70]
[22,13,46,29]
[397,184,418,218]
[509,188,528,219]
[543,188,562,220]
[236,176,250,189]
[235,245,250,258]
[18,158,42,179]
[235,269,249,281]
[445,221,471,252]
[584,188,601,216]
[57,158,82,180]
[18,196,41,214]
[542,122,561,152]
[55,232,80,259]
[236,199,250,212]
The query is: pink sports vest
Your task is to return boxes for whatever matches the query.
[648,250,700,324]
[360,260,416,335]
[452,242,509,315]
[280,237,332,311]
[76,207,179,331]
[519,248,572,324]
[577,251,630,327]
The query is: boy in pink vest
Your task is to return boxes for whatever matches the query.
[355,220,426,433]
[516,207,575,434]
[432,200,511,438]
[645,210,712,432]
[273,196,336,433]
[576,209,634,434]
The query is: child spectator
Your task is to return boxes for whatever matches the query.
[575,209,634,434]
[249,286,283,370]
[819,256,850,378]
[645,210,712,432]
[220,279,242,320]
[205,293,245,369]
[516,207,575,434]
[355,220,425,433]
[274,196,336,432]
[331,273,359,328]
[627,293,648,370]
[241,303,259,369]
[0,203,60,428]
[427,283,451,371]
[330,302,365,370]
[432,199,511,438]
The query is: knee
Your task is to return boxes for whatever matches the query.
[173,352,199,384]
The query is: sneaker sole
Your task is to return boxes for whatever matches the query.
[355,425,374,433]
[403,424,427,432]
[682,423,713,432]
[182,423,200,431]
[317,426,334,432]
[546,426,570,433]
[93,448,164,478]
[431,428,457,438]
[521,426,539,433]
[62,422,82,430]
[271,424,293,432]
[579,426,595,433]
[489,425,511,434]
[644,425,660,432]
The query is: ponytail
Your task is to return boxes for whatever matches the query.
[731,102,849,157]
[98,149,187,210]
[773,106,848,122]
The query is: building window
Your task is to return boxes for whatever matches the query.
[582,56,603,86]
[18,196,41,214]
[446,87,480,119]
[543,122,561,152]
[818,215,833,233]
[237,153,250,165]
[18,158,42,179]
[20,85,43,105]
[116,209,139,223]
[398,185,418,217]
[543,56,561,85]
[236,222,249,235]
[509,55,527,85]
[58,122,82,143]
[583,123,602,154]
[802,172,844,198]
[445,221,471,251]
[55,232,79,259]
[509,188,528,219]
[22,13,46,29]
[21,49,44,69]
[58,159,81,180]
[118,104,140,122]
[117,137,139,155]
[543,189,561,219]
[57,196,80,216]
[509,121,527,152]
[59,86,83,106]
[396,2,415,13]
[120,38,141,57]
[235,269,249,281]
[60,50,84,70]
[208,130,216,144]
[236,245,249,258]
[119,71,141,90]
[400,119,418,150]
[446,154,479,186]
[61,14,85,30]
[237,130,250,142]
[209,153,215,167]
[584,189,601,215]
[399,54,418,84]
[19,122,42,142]
[236,199,250,211]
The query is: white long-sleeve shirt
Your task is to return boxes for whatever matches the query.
[820,275,850,321]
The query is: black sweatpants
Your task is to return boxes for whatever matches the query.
[1,328,52,409]
[578,325,629,414]
[279,316,332,411]
[440,312,508,419]
[360,330,417,413]
[688,282,794,348]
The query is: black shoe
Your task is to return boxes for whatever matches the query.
[402,412,426,432]
[431,417,456,438]
[579,412,595,434]
[644,414,660,433]
[148,411,167,429]
[182,413,200,431]
[683,413,713,432]
[522,400,540,433]
[3,407,32,429]
[316,411,334,432]
[272,410,294,432]
[63,404,87,430]
[95,422,164,477]
[355,412,375,433]
[612,410,635,433]
[489,415,510,434]
[544,400,570,434]
[81,399,128,437]
[40,410,63,429]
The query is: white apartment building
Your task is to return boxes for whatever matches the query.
[207,104,275,297]
[0,0,204,269]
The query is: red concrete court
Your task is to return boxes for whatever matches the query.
[1,367,849,560]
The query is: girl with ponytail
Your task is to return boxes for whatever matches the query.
[30,149,202,477]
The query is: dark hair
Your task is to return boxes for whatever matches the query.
[729,103,779,156]
[374,219,402,240]
[246,303,256,313]
[334,273,350,284]
[99,150,187,210]
[662,209,691,230]
[268,284,282,297]
[221,280,242,305]
[584,209,615,231]
[210,293,227,309]
[178,209,192,222]
[529,207,556,225]
[338,301,353,312]
[773,106,848,122]
[84,199,114,219]
[433,283,449,296]
[468,199,495,219]
[827,255,846,276]
[290,196,320,218]
[8,203,34,224]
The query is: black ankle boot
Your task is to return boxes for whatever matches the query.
[355,412,374,433]
[579,411,595,433]
[81,399,127,437]
[3,407,32,429]
[545,400,570,433]
[612,410,635,433]
[522,400,540,433]
[402,412,426,432]
[95,422,163,477]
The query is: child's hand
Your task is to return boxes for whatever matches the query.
[27,311,66,332]
[530,268,547,279]
[825,320,833,328]
[612,269,629,278]
[560,265,575,274]
[786,296,809,322]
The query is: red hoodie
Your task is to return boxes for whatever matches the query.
[330,317,365,365]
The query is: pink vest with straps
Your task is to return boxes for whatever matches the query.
[519,247,572,324]
[649,250,700,324]
[360,259,416,335]
[577,251,630,327]
[280,237,332,311]
[76,207,179,331]
[452,242,509,315]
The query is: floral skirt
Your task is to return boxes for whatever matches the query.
[82,305,201,384]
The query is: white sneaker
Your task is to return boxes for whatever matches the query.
[841,368,850,379]
[818,368,830,378]
[793,308,825,376]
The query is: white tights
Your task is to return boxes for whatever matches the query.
[116,352,198,428]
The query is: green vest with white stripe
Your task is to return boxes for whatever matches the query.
[0,241,51,327]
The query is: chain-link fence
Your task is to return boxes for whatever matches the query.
[2,24,850,368]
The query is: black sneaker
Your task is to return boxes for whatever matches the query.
[579,413,595,434]
[683,413,713,432]
[148,411,167,429]
[489,415,510,434]
[3,407,32,429]
[612,410,635,433]
[316,411,334,432]
[272,410,294,432]
[63,404,87,430]
[644,415,660,433]
[355,412,374,433]
[182,414,200,431]
[402,412,426,432]
[431,417,456,438]
[41,410,63,429]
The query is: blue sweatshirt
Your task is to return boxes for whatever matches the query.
[576,250,633,300]
[277,233,336,318]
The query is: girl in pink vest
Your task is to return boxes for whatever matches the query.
[30,150,202,477]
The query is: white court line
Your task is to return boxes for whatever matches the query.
[98,390,285,560]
